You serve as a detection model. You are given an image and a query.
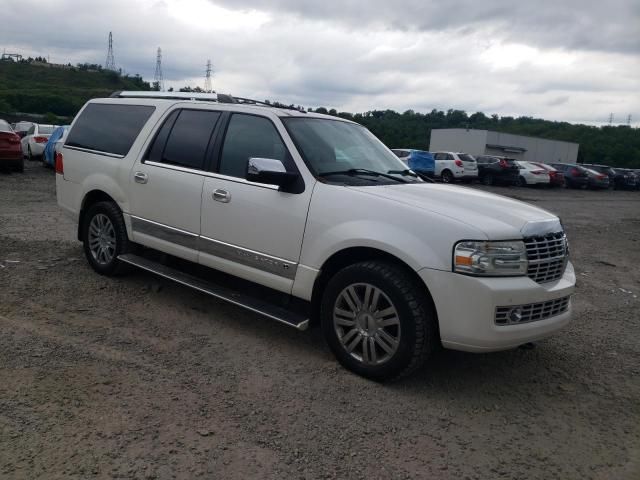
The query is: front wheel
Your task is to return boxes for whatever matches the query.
[321,261,437,381]
[82,201,132,276]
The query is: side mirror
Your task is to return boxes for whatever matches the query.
[246,158,299,188]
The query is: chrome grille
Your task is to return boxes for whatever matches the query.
[495,296,570,325]
[524,232,568,283]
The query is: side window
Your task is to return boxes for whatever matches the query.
[146,110,179,163]
[66,103,155,156]
[433,153,442,160]
[219,114,288,178]
[160,110,221,170]
[446,153,455,160]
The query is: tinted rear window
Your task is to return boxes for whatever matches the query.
[458,154,475,162]
[66,103,155,156]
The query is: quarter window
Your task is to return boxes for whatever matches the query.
[219,114,288,178]
[66,103,155,156]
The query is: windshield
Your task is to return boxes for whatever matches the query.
[283,117,417,183]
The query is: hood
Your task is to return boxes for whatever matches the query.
[351,183,561,239]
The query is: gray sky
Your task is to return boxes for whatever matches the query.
[1,0,639,125]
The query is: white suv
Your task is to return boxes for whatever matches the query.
[432,151,478,183]
[56,91,575,380]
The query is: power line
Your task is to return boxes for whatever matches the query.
[154,47,164,92]
[105,32,116,71]
[204,59,213,93]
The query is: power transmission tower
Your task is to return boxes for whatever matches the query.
[204,60,213,93]
[154,47,164,92]
[608,113,614,126]
[105,32,116,71]
[627,114,632,126]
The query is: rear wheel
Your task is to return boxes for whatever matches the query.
[82,201,132,276]
[13,159,24,173]
[441,170,454,184]
[321,261,437,381]
[518,176,527,187]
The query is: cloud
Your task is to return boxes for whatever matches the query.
[0,0,638,126]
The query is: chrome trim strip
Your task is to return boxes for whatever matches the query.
[130,216,297,279]
[199,235,298,280]
[64,145,125,159]
[131,216,199,250]
[143,161,280,190]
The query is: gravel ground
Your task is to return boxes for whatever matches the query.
[1,160,639,479]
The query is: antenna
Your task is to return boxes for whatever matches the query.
[105,32,116,71]
[204,59,213,93]
[154,47,164,92]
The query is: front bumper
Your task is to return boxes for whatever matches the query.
[418,261,575,352]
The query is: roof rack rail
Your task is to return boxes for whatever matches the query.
[110,91,221,101]
[109,91,305,112]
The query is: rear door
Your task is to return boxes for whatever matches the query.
[199,112,312,294]
[128,108,222,262]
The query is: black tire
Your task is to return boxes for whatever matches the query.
[441,170,454,184]
[321,261,437,381]
[81,201,132,276]
[27,146,33,161]
[13,160,24,173]
[481,173,494,186]
[518,176,527,187]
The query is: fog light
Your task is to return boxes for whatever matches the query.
[508,308,523,323]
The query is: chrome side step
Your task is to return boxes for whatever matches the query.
[118,253,309,331]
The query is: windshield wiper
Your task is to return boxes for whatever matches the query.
[319,168,407,183]
[388,169,435,183]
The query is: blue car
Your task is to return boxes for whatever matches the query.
[43,125,69,167]
[391,149,435,178]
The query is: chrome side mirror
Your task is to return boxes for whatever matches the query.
[246,158,299,188]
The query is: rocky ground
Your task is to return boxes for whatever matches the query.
[1,160,639,479]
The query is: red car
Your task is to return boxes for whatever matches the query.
[0,120,24,172]
[531,162,565,187]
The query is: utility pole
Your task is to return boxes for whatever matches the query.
[154,47,164,92]
[105,32,116,71]
[204,60,213,93]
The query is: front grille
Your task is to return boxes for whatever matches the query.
[495,296,570,325]
[524,232,568,283]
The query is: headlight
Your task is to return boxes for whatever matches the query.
[454,240,528,276]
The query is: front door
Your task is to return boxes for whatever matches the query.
[199,113,313,294]
[129,108,222,262]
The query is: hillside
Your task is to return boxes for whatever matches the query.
[0,60,150,117]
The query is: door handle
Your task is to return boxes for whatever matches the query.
[134,171,148,184]
[212,189,231,203]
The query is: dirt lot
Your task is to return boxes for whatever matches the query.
[1,160,639,479]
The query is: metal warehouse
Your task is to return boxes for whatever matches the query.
[429,128,579,164]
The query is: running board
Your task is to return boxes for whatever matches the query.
[118,253,309,331]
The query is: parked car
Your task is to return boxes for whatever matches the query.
[610,167,637,190]
[549,163,590,189]
[530,162,565,187]
[432,152,478,183]
[11,121,34,139]
[515,161,551,187]
[56,91,575,381]
[21,123,56,160]
[391,149,435,178]
[618,169,640,190]
[0,120,24,172]
[583,167,610,189]
[474,155,520,186]
[43,125,70,168]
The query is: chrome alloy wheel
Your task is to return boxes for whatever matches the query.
[88,213,116,265]
[333,283,401,365]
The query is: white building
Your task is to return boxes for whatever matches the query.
[429,128,579,164]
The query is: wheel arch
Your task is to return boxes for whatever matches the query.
[77,190,120,241]
[309,246,438,329]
